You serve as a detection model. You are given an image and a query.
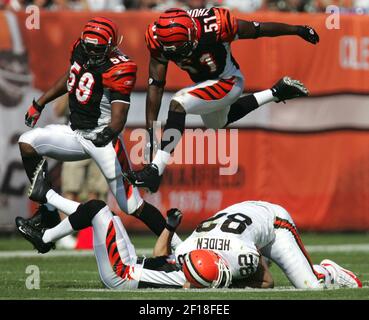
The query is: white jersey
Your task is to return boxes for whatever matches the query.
[175,201,278,280]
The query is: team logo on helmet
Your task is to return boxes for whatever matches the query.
[154,8,198,60]
[81,17,123,67]
[182,249,232,288]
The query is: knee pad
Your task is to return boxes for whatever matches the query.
[69,200,107,230]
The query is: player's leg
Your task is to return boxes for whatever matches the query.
[126,76,244,192]
[18,124,90,227]
[91,202,142,289]
[225,76,309,127]
[260,204,325,289]
[91,201,184,289]
[313,260,362,288]
[80,134,181,246]
[155,76,244,167]
[19,124,89,181]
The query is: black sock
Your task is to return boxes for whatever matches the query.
[21,154,43,182]
[133,201,166,236]
[225,94,260,127]
[28,205,61,229]
[160,110,186,154]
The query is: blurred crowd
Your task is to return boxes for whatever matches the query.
[1,0,369,12]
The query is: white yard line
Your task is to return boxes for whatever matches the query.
[66,285,369,293]
[1,244,369,259]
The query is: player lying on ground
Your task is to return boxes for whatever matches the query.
[17,164,362,290]
[176,200,362,289]
[124,7,320,192]
[17,17,181,248]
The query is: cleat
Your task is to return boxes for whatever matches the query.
[15,218,55,254]
[18,205,61,231]
[123,163,162,193]
[321,259,362,288]
[28,159,50,204]
[271,76,309,103]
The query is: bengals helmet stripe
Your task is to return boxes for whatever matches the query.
[82,17,119,46]
[155,8,198,48]
[90,19,117,37]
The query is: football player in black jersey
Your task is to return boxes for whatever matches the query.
[124,7,319,193]
[17,17,182,249]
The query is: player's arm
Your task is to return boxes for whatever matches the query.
[146,56,168,129]
[153,208,182,257]
[25,71,69,128]
[91,101,130,148]
[237,20,319,44]
[232,257,274,289]
[91,62,137,147]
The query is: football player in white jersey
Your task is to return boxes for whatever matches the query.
[19,165,362,290]
[176,200,362,289]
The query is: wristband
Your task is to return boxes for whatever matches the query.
[148,77,166,88]
[165,223,177,232]
[33,99,45,112]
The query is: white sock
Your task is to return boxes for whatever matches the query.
[42,218,74,243]
[313,264,332,287]
[152,149,171,175]
[254,89,277,106]
[46,189,80,216]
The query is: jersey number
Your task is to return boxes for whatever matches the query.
[199,53,217,73]
[196,213,252,235]
[67,62,95,104]
[203,16,218,33]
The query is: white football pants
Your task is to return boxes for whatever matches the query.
[19,124,143,214]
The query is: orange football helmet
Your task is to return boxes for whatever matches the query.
[154,8,198,60]
[182,249,232,288]
[81,17,122,66]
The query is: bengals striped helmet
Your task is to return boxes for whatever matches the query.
[182,250,232,288]
[154,8,198,60]
[81,17,122,66]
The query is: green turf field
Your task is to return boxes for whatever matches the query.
[0,233,368,300]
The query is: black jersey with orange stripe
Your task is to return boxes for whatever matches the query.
[67,40,137,130]
[146,7,240,83]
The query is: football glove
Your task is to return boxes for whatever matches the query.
[297,25,319,44]
[165,208,183,232]
[144,127,158,163]
[91,126,118,147]
[25,100,44,128]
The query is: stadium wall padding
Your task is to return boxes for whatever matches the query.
[108,128,369,232]
[9,10,369,95]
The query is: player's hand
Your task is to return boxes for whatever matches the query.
[165,208,183,232]
[25,100,44,128]
[144,127,158,163]
[91,126,117,147]
[297,25,319,44]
